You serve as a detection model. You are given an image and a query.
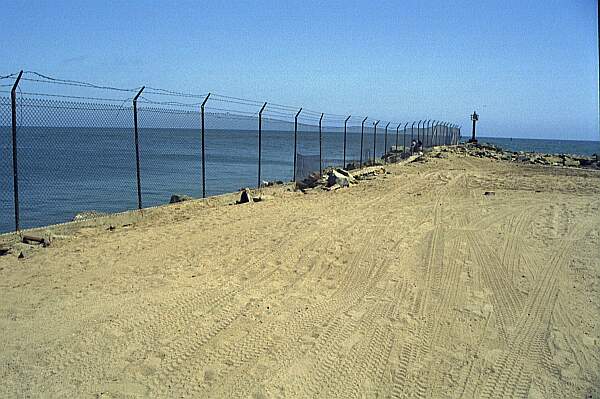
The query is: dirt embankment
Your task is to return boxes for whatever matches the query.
[1,148,599,398]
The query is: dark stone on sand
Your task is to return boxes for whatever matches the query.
[238,189,253,204]
[169,194,193,204]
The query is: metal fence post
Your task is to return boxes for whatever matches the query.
[343,115,351,169]
[417,120,422,144]
[133,86,145,210]
[319,113,324,175]
[293,107,302,182]
[201,93,211,198]
[410,121,416,154]
[10,71,23,231]
[373,120,379,164]
[403,122,409,155]
[258,102,267,188]
[432,120,437,147]
[395,123,400,152]
[360,116,367,166]
[426,119,431,148]
[384,122,390,163]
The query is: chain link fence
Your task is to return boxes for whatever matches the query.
[0,72,461,233]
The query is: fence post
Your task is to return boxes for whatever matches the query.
[258,102,267,188]
[417,120,422,144]
[426,119,431,148]
[343,115,351,169]
[432,120,437,147]
[319,113,324,175]
[373,120,379,164]
[133,86,145,210]
[10,71,23,231]
[447,123,451,145]
[360,116,367,166]
[201,93,211,198]
[403,122,409,155]
[410,121,416,154]
[395,123,400,153]
[384,122,390,163]
[293,107,302,182]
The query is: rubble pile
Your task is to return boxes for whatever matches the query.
[431,143,599,169]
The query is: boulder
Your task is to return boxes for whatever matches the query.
[543,156,562,166]
[327,169,356,188]
[238,189,253,204]
[563,158,580,167]
[169,194,193,204]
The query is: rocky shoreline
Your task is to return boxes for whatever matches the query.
[430,142,600,169]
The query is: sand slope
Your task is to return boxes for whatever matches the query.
[1,153,599,398]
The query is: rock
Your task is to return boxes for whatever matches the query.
[73,211,105,221]
[327,169,357,188]
[18,251,26,259]
[252,195,274,202]
[0,245,9,256]
[563,158,580,167]
[484,191,495,196]
[169,194,193,203]
[238,189,254,204]
[516,155,530,162]
[544,156,562,166]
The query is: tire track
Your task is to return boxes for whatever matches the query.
[147,186,407,397]
[479,211,597,398]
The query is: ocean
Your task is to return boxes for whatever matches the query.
[1,127,598,233]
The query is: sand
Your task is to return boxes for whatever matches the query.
[1,151,599,398]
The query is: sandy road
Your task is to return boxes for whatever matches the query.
[1,152,599,398]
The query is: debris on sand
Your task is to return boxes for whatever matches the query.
[22,234,51,247]
[296,166,386,191]
[73,211,106,221]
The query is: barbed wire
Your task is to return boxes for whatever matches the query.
[21,71,140,92]
[0,72,20,80]
[5,91,134,103]
[1,71,454,126]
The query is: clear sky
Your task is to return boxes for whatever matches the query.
[1,0,598,140]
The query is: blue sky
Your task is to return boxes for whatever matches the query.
[1,0,598,140]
